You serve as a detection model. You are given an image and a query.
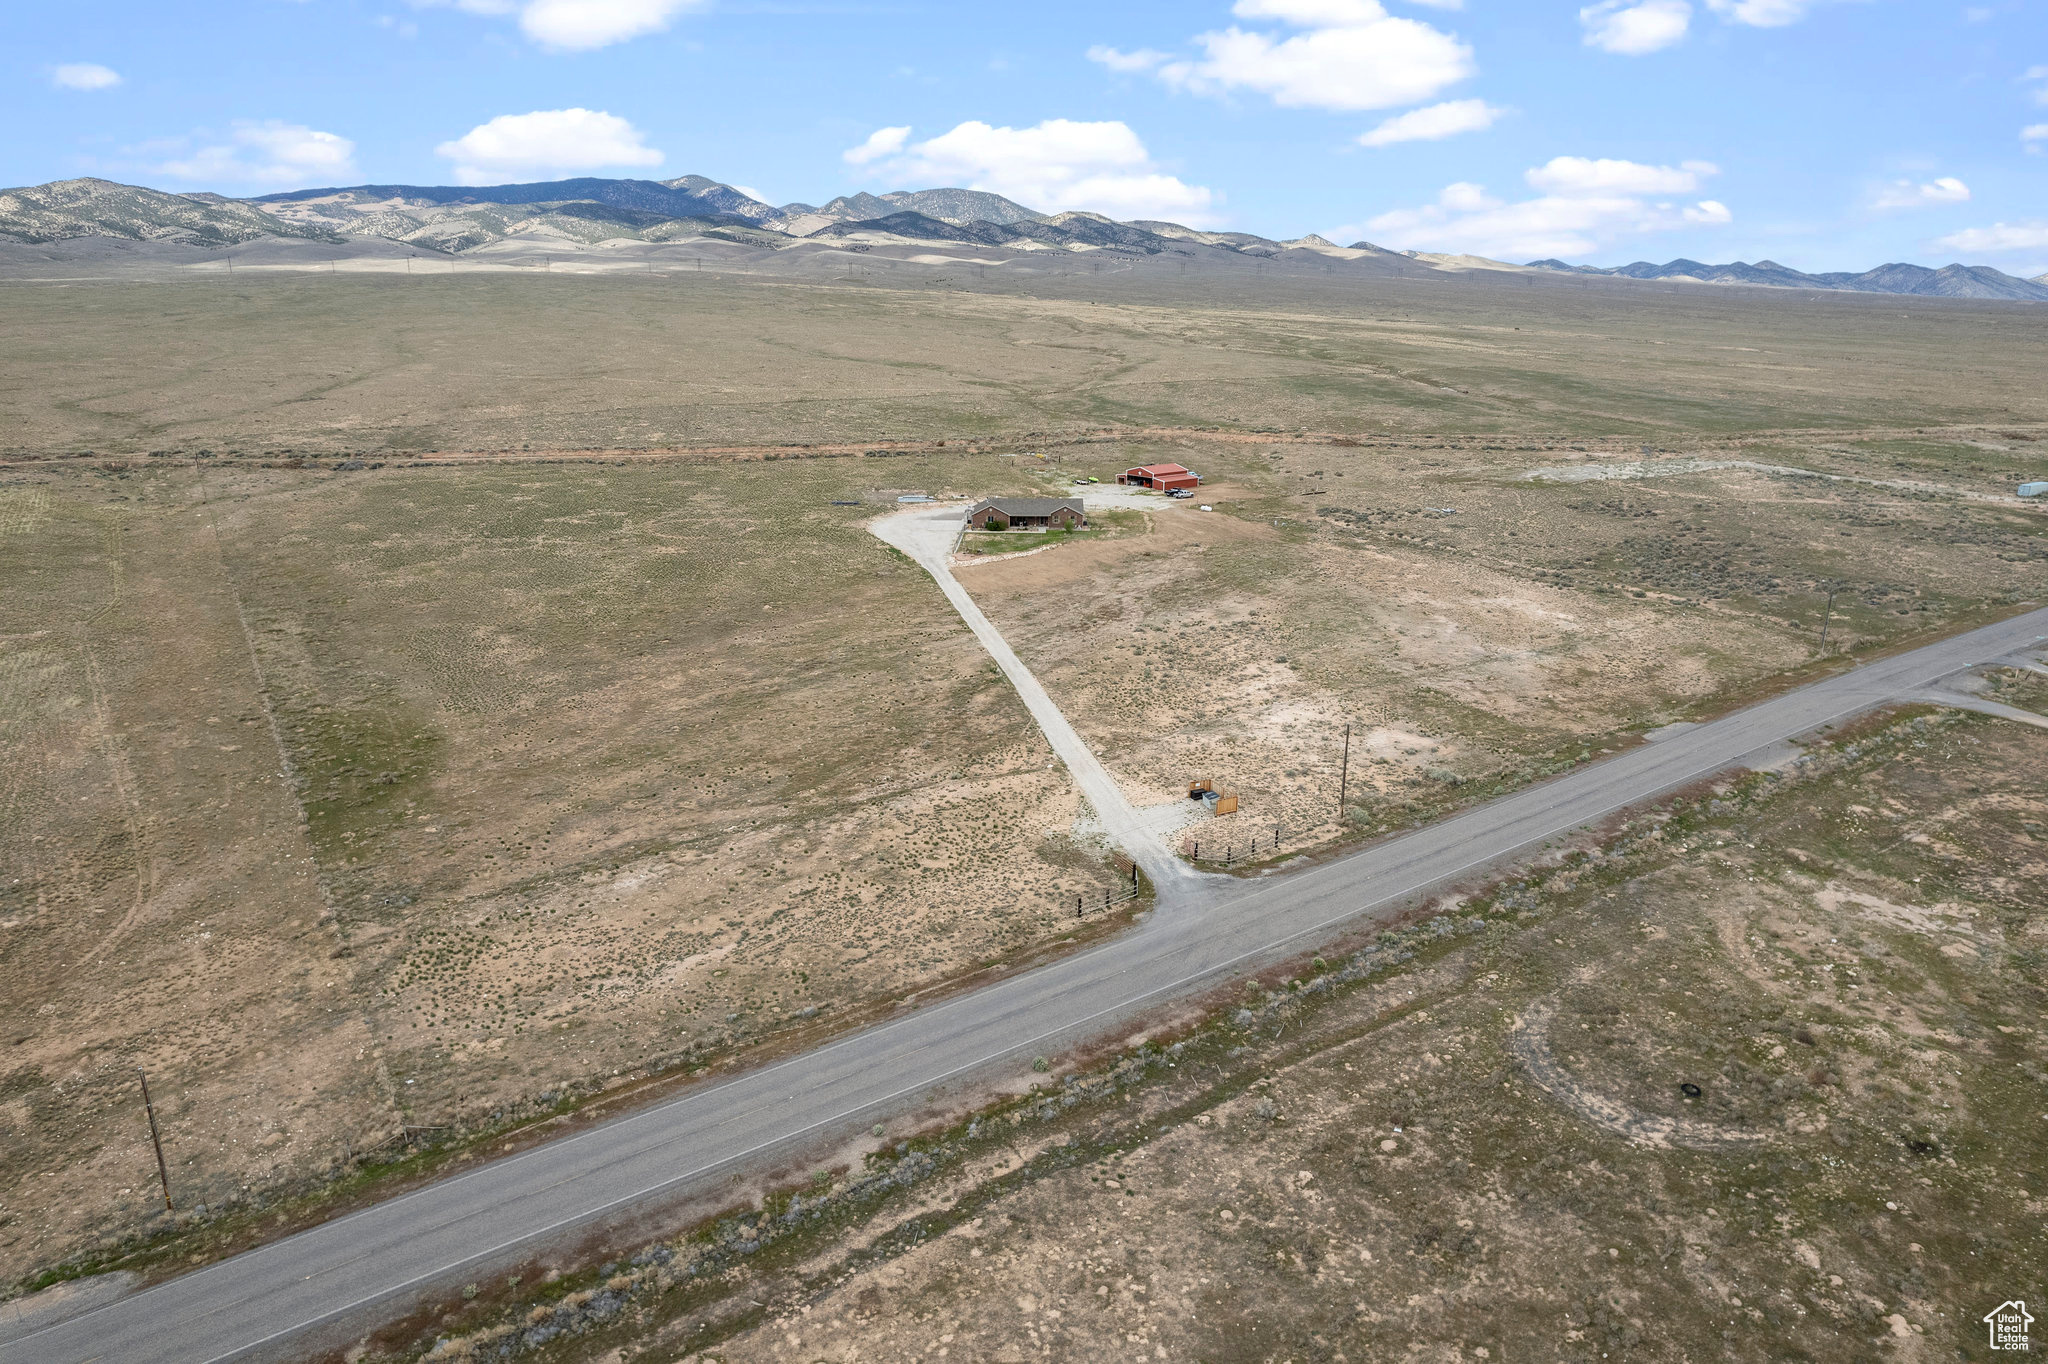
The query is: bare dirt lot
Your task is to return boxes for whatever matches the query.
[395,704,2045,1364]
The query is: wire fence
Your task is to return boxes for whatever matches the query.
[1074,878,1144,917]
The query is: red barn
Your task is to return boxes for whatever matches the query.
[1118,462,1201,491]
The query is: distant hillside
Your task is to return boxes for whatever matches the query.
[256,176,778,224]
[1526,255,2048,302]
[809,208,1204,254]
[1,175,2039,302]
[251,187,783,253]
[881,189,1045,227]
[0,177,333,246]
[792,189,1044,228]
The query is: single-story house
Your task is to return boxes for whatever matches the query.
[1118,462,1201,491]
[967,496,1086,530]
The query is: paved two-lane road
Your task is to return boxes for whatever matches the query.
[6,607,2044,1363]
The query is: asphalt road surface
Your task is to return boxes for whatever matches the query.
[7,606,2044,1363]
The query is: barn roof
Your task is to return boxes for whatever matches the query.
[970,497,1085,516]
[1126,463,1191,476]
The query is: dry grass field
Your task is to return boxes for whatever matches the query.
[1,264,2045,1309]
[396,705,2046,1364]
[0,453,1128,1284]
[2,266,2045,456]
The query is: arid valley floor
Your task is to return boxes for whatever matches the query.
[1,257,2044,1361]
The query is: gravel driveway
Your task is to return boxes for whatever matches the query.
[870,504,1206,896]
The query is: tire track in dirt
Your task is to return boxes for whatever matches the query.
[192,472,319,863]
[71,643,156,969]
[1510,999,1769,1151]
[189,471,408,1126]
[70,508,156,969]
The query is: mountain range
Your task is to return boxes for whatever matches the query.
[1524,255,2048,301]
[3,174,2043,301]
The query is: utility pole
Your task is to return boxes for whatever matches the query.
[138,1068,172,1212]
[1818,582,1840,652]
[1337,722,1352,820]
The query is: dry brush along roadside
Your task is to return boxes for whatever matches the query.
[1,888,1155,1306]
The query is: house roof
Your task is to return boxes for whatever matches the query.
[1127,463,1190,476]
[969,497,1084,517]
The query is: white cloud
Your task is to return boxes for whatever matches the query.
[1870,176,1971,209]
[1704,0,1818,24]
[1087,45,1170,72]
[412,0,702,49]
[842,126,911,166]
[1578,0,1835,53]
[848,118,1219,225]
[1935,221,2048,253]
[520,0,702,49]
[2025,123,2048,146]
[52,63,122,91]
[435,108,662,184]
[1121,0,1473,113]
[1362,155,1730,259]
[1580,0,1692,54]
[1357,98,1503,146]
[1526,155,1717,194]
[158,122,357,190]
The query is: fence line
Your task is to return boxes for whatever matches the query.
[1180,826,1285,867]
[1075,881,1144,918]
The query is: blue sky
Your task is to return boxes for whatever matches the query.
[6,0,2044,272]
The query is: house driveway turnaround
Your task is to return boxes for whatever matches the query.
[5,528,2044,1363]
